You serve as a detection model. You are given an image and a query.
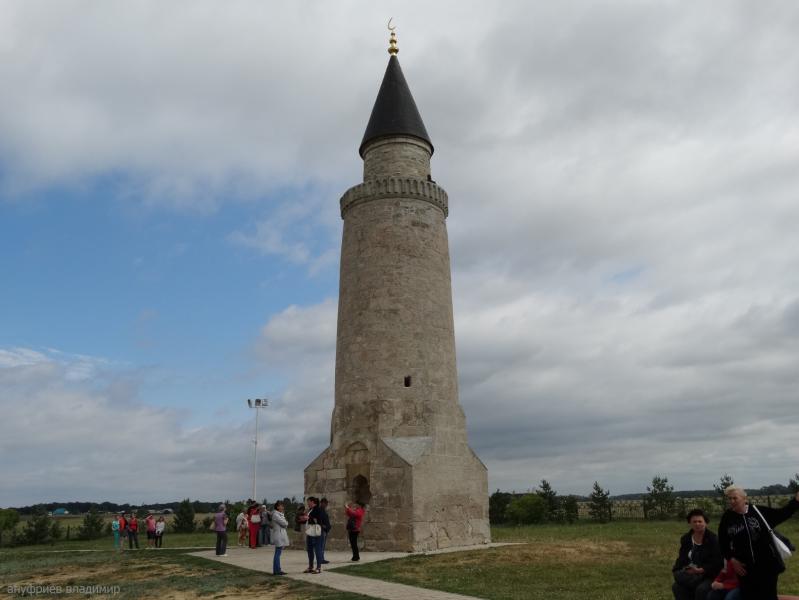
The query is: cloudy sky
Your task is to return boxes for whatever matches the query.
[2,1,799,507]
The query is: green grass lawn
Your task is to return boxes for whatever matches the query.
[340,520,799,600]
[3,521,799,599]
[0,540,371,600]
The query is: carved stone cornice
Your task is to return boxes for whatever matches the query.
[340,177,448,218]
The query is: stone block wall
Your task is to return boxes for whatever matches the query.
[305,436,489,552]
[362,136,431,180]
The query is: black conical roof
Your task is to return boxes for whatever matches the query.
[359,55,433,157]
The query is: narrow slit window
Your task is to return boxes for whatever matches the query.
[404,375,412,387]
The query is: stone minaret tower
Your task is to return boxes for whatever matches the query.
[304,30,490,552]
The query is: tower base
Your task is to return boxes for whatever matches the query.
[304,436,490,552]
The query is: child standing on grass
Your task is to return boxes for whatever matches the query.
[118,514,127,551]
[154,516,165,548]
[111,515,121,550]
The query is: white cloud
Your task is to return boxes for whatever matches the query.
[228,191,341,273]
[0,345,331,506]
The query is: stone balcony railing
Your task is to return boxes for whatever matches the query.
[340,177,449,218]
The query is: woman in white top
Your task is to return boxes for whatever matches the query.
[270,501,290,575]
[236,510,248,546]
[154,516,166,548]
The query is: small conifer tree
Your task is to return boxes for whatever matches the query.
[589,482,612,523]
[536,480,559,520]
[643,475,675,520]
[19,511,54,545]
[562,495,579,524]
[78,510,106,540]
[172,499,196,533]
[714,473,735,510]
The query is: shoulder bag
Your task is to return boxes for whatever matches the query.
[752,505,793,561]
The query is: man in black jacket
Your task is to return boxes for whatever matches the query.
[319,497,332,564]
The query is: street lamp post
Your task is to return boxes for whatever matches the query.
[247,398,269,502]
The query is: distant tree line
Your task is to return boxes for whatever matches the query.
[489,472,799,525]
[7,500,224,516]
[0,496,305,547]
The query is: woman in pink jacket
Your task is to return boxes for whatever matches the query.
[345,501,365,562]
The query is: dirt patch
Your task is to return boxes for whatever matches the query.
[157,584,297,600]
[517,540,632,563]
[14,564,121,585]
[15,561,206,586]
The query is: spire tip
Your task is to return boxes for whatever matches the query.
[387,18,398,56]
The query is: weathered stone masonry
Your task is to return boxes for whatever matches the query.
[304,50,490,552]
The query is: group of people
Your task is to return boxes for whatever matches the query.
[232,500,274,549]
[672,486,799,600]
[213,497,366,576]
[111,513,166,550]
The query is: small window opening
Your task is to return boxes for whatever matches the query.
[404,375,412,387]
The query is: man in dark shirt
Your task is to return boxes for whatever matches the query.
[319,497,332,564]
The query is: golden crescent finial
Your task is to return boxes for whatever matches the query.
[387,18,398,55]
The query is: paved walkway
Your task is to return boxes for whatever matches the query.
[192,543,512,600]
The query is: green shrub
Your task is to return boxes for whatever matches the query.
[489,490,513,525]
[506,494,548,525]
[0,509,20,547]
[16,511,55,545]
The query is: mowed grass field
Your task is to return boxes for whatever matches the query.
[0,545,371,600]
[2,520,799,599]
[340,520,799,600]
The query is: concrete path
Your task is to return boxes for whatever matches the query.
[192,543,512,600]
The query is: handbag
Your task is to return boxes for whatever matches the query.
[306,523,322,537]
[752,505,793,561]
[250,513,261,524]
[673,568,703,589]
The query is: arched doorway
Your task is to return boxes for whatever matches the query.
[351,474,372,506]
